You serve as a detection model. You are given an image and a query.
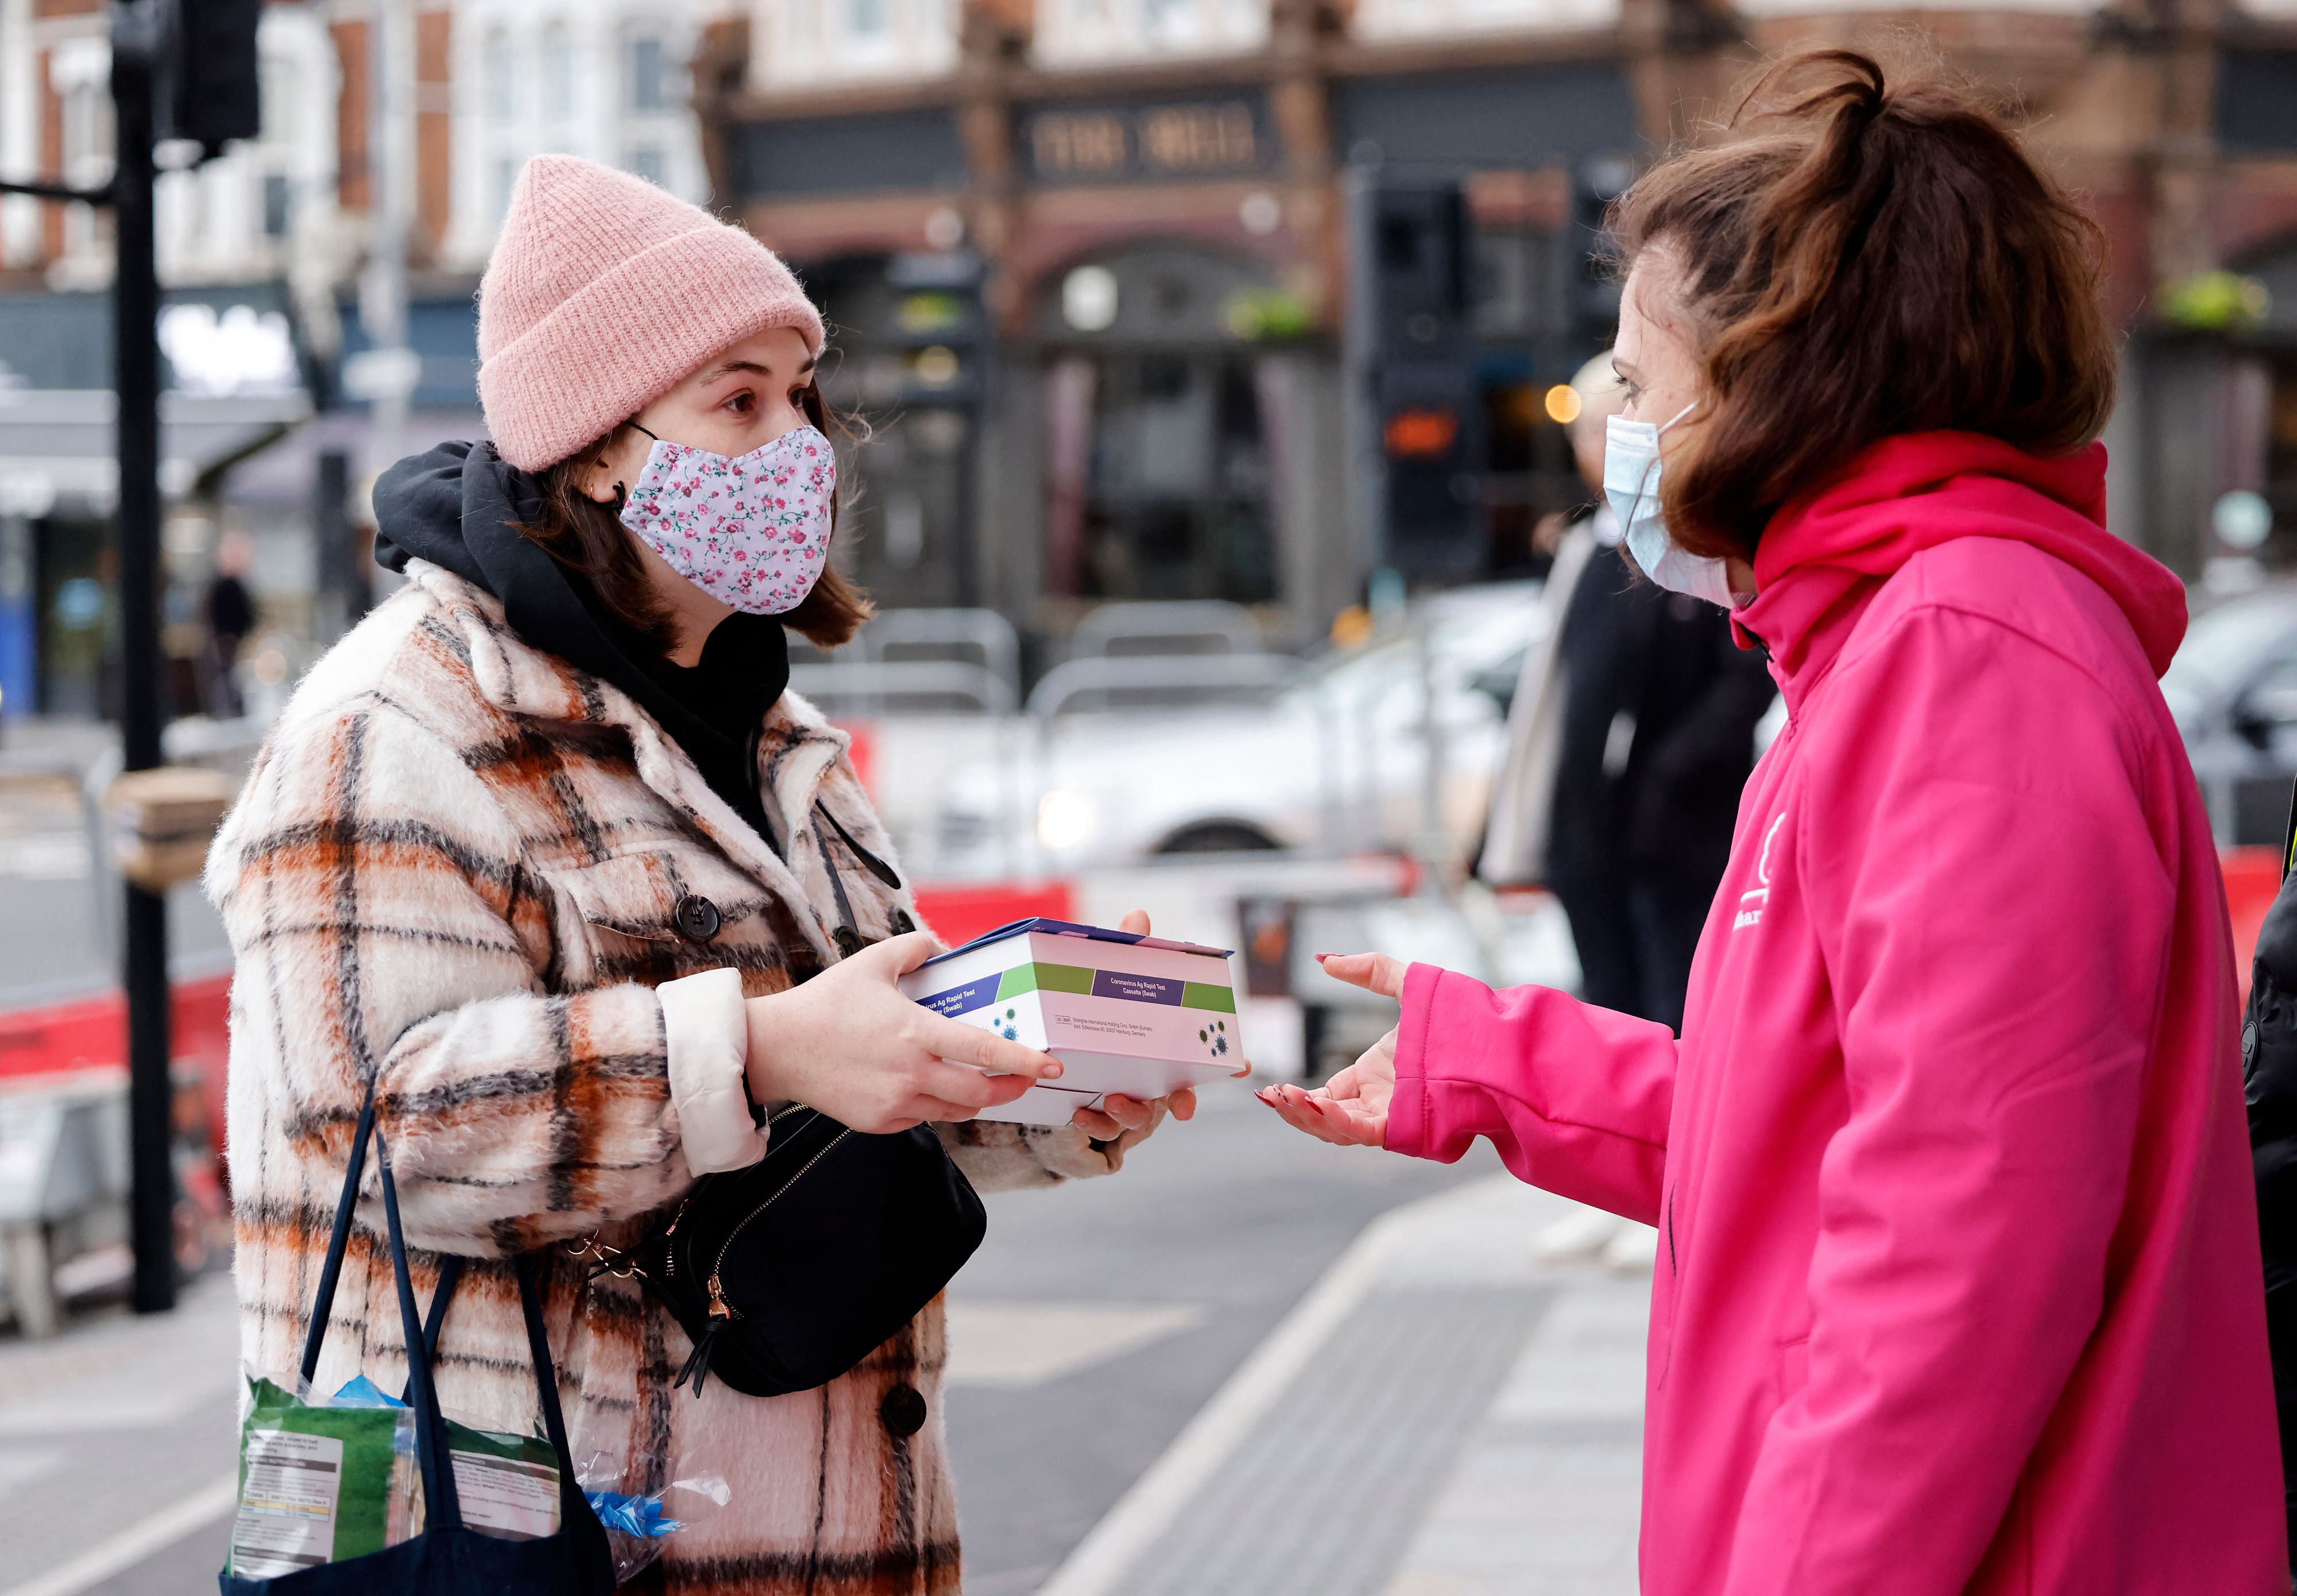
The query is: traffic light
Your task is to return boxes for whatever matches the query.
[168,0,262,158]
[1368,183,1471,362]
[1354,178,1485,579]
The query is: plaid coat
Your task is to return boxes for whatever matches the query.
[209,560,1124,1594]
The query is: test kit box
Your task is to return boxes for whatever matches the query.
[900,918,1244,1125]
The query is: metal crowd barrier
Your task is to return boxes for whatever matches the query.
[1071,599,1262,661]
[1025,652,1303,719]
[789,660,1018,718]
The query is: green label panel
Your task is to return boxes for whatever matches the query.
[1182,982,1236,1013]
[991,960,1235,1013]
[997,961,1095,1000]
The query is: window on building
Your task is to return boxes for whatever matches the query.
[486,30,517,125]
[627,35,668,113]
[45,39,114,269]
[543,26,575,124]
[759,0,960,86]
[54,42,114,187]
[1143,0,1193,34]
[627,145,666,185]
[494,156,520,223]
[1352,0,1618,39]
[1035,0,1266,64]
[263,173,291,238]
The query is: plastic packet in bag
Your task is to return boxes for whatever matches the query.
[574,1448,729,1582]
[405,1405,566,1542]
[339,1374,566,1542]
[228,1369,416,1578]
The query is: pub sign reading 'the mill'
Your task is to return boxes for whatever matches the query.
[1023,94,1279,184]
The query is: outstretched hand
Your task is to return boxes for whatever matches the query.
[1256,951,1403,1148]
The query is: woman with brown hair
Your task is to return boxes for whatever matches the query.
[1263,50,2285,1591]
[209,156,1189,1593]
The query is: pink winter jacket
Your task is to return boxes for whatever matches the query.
[1390,432,2286,1593]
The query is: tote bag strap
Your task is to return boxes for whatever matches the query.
[289,1074,464,1531]
[397,1254,463,1407]
[375,1114,463,1532]
[297,1080,462,1392]
[289,1075,597,1554]
[402,1253,577,1479]
[516,1251,616,1582]
[296,1086,378,1385]
[512,1254,585,1485]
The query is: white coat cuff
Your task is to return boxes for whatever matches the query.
[660,969,769,1175]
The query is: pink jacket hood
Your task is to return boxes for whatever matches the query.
[1735,432,2188,696]
[1384,431,2283,1593]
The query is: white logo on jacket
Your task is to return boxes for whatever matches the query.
[1734,812,1787,931]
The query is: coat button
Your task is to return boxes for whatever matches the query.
[891,909,915,935]
[880,1383,927,1439]
[674,894,721,942]
[833,925,867,958]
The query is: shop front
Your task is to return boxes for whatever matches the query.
[1035,242,1290,613]
[0,284,313,719]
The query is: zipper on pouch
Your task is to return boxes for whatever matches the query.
[674,1111,850,1396]
[705,1124,852,1314]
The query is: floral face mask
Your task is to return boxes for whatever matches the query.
[617,423,836,615]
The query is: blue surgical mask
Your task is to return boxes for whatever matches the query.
[1604,404,1738,610]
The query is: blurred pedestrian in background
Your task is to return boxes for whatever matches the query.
[1484,353,1774,1034]
[202,529,256,719]
[1264,47,2285,1593]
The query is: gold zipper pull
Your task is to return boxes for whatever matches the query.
[707,1275,732,1321]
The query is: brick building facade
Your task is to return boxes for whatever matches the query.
[698,0,2297,641]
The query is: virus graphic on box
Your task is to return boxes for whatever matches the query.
[1197,1019,1229,1060]
[998,1007,1019,1041]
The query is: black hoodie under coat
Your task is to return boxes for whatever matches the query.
[372,440,791,848]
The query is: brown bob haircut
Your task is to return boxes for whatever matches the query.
[1611,47,2120,561]
[516,382,873,652]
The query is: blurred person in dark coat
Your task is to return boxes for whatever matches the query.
[204,530,256,718]
[1483,354,1776,1032]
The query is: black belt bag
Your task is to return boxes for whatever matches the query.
[631,1106,985,1399]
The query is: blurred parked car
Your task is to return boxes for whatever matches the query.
[929,583,1546,877]
[2163,583,2297,846]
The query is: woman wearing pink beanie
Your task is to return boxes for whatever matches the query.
[207,156,1192,1592]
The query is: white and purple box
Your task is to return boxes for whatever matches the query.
[899,917,1244,1125]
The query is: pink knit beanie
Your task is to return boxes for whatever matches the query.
[476,156,825,472]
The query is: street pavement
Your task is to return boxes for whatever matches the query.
[0,1078,1653,1596]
